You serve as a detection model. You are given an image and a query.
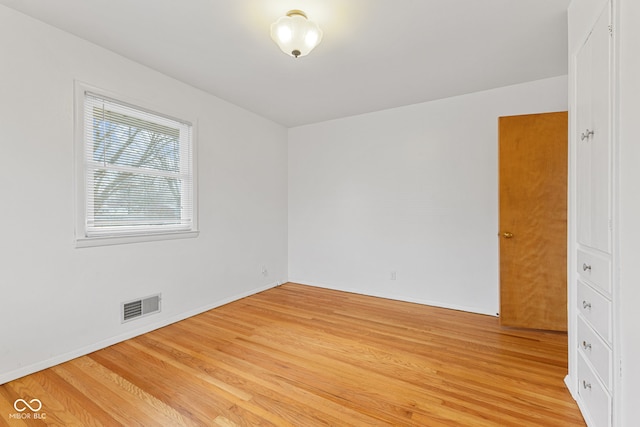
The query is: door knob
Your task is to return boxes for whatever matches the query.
[581,129,595,141]
[503,232,514,238]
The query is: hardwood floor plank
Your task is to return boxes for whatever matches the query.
[31,369,113,427]
[146,323,387,426]
[52,360,162,426]
[74,356,193,426]
[88,345,243,426]
[7,374,87,426]
[228,329,542,425]
[0,283,585,426]
[125,339,253,403]
[0,386,29,427]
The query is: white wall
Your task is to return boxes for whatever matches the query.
[616,0,640,424]
[288,76,568,315]
[0,6,288,384]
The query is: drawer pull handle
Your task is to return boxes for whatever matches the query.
[581,129,595,141]
[582,341,592,350]
[583,301,592,309]
[583,263,592,272]
[583,380,592,390]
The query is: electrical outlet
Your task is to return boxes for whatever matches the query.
[390,271,397,280]
[261,266,268,276]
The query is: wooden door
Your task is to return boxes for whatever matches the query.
[499,112,568,331]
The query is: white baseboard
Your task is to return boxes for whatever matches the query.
[565,374,577,400]
[565,374,590,426]
[0,281,280,385]
[289,279,498,317]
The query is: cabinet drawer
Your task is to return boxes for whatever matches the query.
[577,280,612,343]
[577,249,611,295]
[577,315,612,389]
[578,352,612,427]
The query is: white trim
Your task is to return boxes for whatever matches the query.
[0,281,280,385]
[290,279,499,317]
[84,90,193,128]
[610,1,622,424]
[76,230,199,248]
[74,80,88,243]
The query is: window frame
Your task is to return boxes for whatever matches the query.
[74,81,199,248]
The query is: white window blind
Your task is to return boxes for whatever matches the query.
[82,92,194,238]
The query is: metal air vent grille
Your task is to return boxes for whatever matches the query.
[122,294,161,323]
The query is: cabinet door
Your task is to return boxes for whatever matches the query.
[576,32,593,247]
[576,5,612,253]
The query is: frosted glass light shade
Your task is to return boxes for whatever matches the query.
[270,10,323,58]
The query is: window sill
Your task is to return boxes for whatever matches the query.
[75,230,199,248]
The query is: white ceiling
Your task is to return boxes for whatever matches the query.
[0,0,570,127]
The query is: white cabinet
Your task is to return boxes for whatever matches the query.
[577,280,612,343]
[571,1,614,427]
[578,352,612,427]
[577,249,612,295]
[575,4,612,255]
[578,315,612,389]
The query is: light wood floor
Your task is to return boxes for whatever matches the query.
[0,283,585,426]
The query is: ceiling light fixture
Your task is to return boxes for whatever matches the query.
[270,10,323,58]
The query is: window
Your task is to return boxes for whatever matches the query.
[76,86,197,246]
